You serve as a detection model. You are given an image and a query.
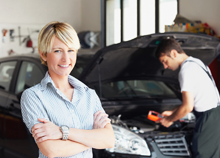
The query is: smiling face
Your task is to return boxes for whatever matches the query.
[40,37,77,78]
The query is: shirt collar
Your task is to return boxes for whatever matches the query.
[40,71,89,91]
[181,56,193,67]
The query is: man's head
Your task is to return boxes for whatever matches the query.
[155,38,186,71]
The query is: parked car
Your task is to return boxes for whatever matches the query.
[0,32,219,158]
[0,53,92,158]
[79,32,220,158]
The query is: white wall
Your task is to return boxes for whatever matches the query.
[3,0,220,57]
[0,0,82,31]
[0,0,82,57]
[81,0,101,31]
[180,0,220,35]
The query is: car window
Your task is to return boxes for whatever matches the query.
[92,80,177,99]
[0,61,17,91]
[15,61,44,94]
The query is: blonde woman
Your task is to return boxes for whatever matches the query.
[21,21,115,158]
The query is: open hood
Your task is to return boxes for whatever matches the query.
[80,33,220,84]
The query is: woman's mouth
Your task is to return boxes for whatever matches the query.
[59,64,70,68]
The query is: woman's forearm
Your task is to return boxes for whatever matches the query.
[68,124,115,149]
[37,139,90,158]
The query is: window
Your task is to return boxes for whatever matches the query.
[0,61,17,91]
[123,0,137,41]
[106,0,121,46]
[91,80,176,99]
[15,61,44,94]
[102,0,179,47]
[159,0,178,33]
[140,0,155,36]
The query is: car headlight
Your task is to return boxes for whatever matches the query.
[106,125,151,156]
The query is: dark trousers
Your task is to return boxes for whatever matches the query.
[192,106,220,158]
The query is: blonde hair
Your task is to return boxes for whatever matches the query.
[38,21,80,66]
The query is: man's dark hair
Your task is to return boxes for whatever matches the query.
[155,38,184,59]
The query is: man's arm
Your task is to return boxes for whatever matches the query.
[161,107,178,117]
[160,91,194,127]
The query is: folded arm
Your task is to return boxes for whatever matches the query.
[68,123,114,149]
[33,111,113,157]
[37,140,90,158]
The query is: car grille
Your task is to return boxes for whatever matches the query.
[153,134,190,156]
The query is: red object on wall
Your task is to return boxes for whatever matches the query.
[26,38,33,47]
[209,58,220,91]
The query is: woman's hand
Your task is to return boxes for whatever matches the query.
[93,110,111,129]
[32,118,62,143]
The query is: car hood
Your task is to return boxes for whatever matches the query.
[80,33,220,84]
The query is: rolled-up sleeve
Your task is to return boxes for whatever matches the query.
[20,89,49,134]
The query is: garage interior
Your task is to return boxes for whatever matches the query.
[0,0,220,158]
[0,0,220,88]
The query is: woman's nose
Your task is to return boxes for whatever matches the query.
[62,51,69,61]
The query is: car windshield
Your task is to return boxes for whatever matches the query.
[92,80,177,99]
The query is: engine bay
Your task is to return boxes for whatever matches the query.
[110,113,195,134]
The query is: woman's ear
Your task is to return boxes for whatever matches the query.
[39,51,47,61]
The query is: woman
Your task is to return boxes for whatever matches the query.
[21,21,115,158]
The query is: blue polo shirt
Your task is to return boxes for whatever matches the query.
[21,71,104,158]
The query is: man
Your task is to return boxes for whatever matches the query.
[155,38,220,158]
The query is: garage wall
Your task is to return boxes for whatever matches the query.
[1,0,219,57]
[179,0,220,35]
[78,0,102,54]
[0,0,82,31]
[81,0,101,31]
[0,0,82,57]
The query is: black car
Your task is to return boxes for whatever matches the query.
[79,32,220,158]
[0,53,92,158]
[0,33,220,158]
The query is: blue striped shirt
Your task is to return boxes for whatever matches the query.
[21,71,104,158]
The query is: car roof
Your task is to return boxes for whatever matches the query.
[0,53,40,61]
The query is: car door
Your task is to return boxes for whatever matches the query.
[0,61,17,158]
[4,60,44,158]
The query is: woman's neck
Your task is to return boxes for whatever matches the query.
[49,72,72,90]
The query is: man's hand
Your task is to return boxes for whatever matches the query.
[161,110,174,117]
[32,118,62,143]
[159,117,173,127]
[156,111,174,127]
[93,110,111,129]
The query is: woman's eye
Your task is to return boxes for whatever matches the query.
[54,50,61,53]
[68,50,75,53]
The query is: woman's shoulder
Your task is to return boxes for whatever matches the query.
[21,83,42,98]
